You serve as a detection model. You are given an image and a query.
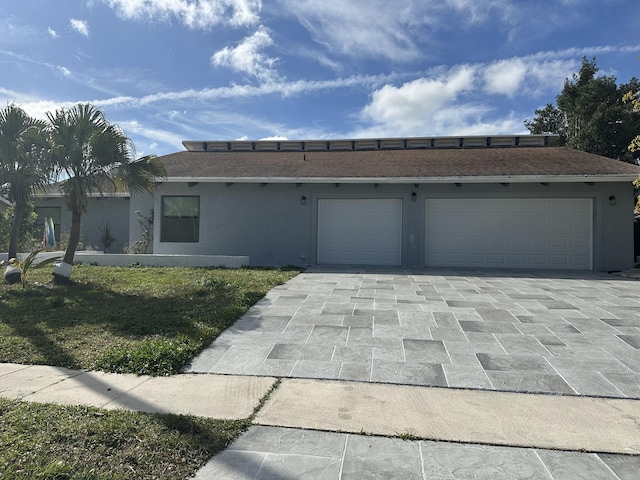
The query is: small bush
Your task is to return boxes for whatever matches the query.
[95,337,198,376]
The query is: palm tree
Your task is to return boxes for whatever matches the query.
[0,104,51,283]
[47,103,166,282]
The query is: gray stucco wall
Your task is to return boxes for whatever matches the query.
[33,196,130,253]
[151,181,636,272]
[128,192,155,252]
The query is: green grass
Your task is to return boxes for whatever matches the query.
[0,397,250,479]
[0,265,298,478]
[0,265,299,375]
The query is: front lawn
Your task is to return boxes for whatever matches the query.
[0,397,249,479]
[0,265,299,375]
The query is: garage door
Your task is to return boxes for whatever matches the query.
[425,198,592,269]
[317,199,402,265]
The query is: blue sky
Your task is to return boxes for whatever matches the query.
[1,0,639,157]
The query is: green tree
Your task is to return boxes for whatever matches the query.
[0,206,39,253]
[0,104,52,283]
[47,103,166,282]
[0,104,51,257]
[623,86,640,154]
[525,57,640,162]
[524,103,567,144]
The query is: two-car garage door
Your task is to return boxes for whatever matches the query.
[316,197,593,269]
[425,198,593,269]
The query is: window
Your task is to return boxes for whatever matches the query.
[161,196,199,242]
[34,207,61,245]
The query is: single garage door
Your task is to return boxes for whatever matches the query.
[425,198,592,269]
[317,198,402,265]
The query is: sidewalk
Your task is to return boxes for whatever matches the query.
[2,362,640,479]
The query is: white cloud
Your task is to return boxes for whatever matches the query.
[70,19,89,37]
[259,135,289,140]
[277,0,608,64]
[48,27,58,38]
[278,0,430,61]
[444,0,516,24]
[211,26,278,81]
[357,53,583,137]
[118,120,185,149]
[101,0,261,29]
[57,66,72,77]
[482,58,528,97]
[360,67,478,135]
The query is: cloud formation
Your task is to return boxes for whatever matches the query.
[211,26,279,81]
[358,53,582,137]
[70,18,89,36]
[101,0,262,29]
[278,0,430,61]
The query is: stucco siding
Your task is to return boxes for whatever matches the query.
[33,197,130,253]
[151,181,636,271]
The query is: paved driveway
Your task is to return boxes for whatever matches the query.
[187,267,640,398]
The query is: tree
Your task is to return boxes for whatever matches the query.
[0,206,39,253]
[0,104,52,283]
[623,85,640,155]
[47,103,166,282]
[525,57,640,162]
[524,103,567,144]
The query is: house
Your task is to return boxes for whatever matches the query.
[35,134,640,271]
[142,134,640,271]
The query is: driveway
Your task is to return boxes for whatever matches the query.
[187,267,640,399]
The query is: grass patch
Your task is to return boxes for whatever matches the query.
[0,265,299,375]
[0,397,250,479]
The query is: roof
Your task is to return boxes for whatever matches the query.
[159,135,640,184]
[35,180,131,198]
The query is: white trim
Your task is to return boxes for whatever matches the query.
[164,175,638,184]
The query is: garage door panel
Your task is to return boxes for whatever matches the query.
[318,199,402,265]
[425,198,592,269]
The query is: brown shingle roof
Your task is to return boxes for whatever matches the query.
[159,146,640,183]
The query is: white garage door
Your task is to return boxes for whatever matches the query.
[425,198,592,269]
[317,198,402,265]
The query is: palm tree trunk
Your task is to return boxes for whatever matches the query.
[63,208,82,265]
[7,201,27,259]
[53,208,81,282]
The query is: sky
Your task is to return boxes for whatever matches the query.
[1,0,639,157]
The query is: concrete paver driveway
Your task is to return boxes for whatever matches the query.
[187,267,640,398]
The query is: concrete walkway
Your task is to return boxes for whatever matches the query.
[3,268,640,478]
[2,363,640,478]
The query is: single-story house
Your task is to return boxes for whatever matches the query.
[35,134,640,271]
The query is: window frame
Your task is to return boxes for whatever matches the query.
[160,195,200,243]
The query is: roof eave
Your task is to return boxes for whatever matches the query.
[164,175,639,184]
